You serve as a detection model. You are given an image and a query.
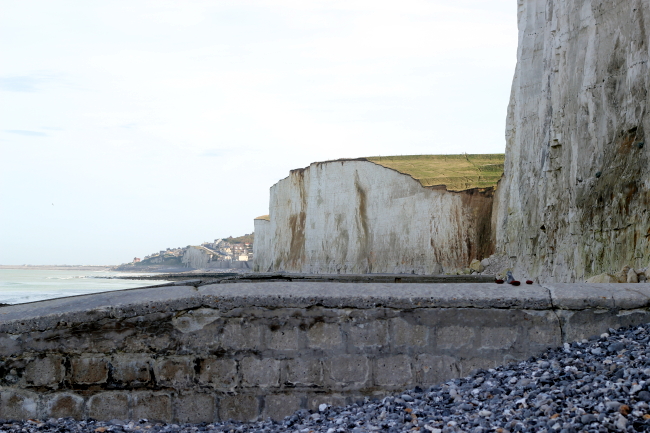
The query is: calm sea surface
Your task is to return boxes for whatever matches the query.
[0,269,169,305]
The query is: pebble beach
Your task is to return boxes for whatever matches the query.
[3,323,650,432]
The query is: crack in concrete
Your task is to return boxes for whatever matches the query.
[539,283,565,344]
[625,288,650,306]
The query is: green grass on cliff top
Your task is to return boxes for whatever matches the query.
[366,154,504,191]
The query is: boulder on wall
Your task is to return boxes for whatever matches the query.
[495,0,650,282]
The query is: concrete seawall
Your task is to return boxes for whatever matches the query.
[1,283,650,423]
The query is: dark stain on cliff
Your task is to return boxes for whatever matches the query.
[287,169,307,269]
[354,171,371,272]
[288,212,306,268]
[577,124,649,274]
[460,188,496,262]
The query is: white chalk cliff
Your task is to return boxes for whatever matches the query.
[254,160,496,274]
[496,0,650,281]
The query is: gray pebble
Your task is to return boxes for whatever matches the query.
[581,413,597,424]
[608,342,625,352]
[638,391,650,402]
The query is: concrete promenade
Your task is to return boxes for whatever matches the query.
[1,282,649,422]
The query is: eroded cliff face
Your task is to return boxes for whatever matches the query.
[254,160,495,274]
[496,0,650,282]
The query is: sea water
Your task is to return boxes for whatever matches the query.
[0,269,169,305]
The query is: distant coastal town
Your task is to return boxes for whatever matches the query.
[112,234,254,272]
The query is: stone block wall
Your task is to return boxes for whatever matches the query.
[1,283,650,422]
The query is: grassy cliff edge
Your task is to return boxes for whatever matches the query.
[366,154,504,191]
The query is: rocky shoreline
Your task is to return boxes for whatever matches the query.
[3,323,650,432]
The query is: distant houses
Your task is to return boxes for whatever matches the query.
[122,235,255,271]
[198,238,253,263]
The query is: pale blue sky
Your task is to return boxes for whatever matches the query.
[0,0,517,265]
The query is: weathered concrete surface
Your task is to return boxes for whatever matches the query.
[219,273,496,284]
[255,159,496,274]
[2,283,650,422]
[495,0,650,282]
[112,272,495,285]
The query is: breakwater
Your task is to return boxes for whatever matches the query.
[1,282,650,423]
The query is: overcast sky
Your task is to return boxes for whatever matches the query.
[0,0,517,265]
